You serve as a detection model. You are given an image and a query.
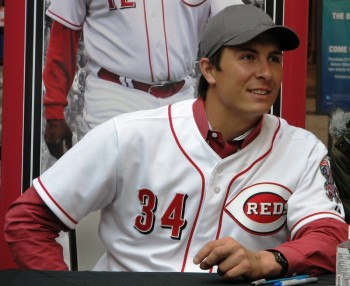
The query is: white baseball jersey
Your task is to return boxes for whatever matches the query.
[33,99,345,272]
[46,0,243,128]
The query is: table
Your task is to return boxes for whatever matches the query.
[0,270,336,286]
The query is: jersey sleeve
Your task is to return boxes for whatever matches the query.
[275,218,348,276]
[46,0,87,30]
[4,186,70,270]
[286,141,345,238]
[33,119,119,229]
[43,21,81,120]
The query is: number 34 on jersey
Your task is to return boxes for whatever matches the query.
[134,189,188,240]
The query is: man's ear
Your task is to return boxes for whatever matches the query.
[199,58,216,85]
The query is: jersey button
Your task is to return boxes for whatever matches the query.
[213,187,220,194]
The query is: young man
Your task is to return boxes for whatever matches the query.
[5,4,348,281]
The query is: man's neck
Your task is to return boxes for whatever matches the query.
[204,97,262,142]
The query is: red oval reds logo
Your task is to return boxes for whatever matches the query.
[244,192,287,224]
[225,183,292,235]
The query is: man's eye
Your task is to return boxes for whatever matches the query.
[241,54,254,60]
[270,56,282,63]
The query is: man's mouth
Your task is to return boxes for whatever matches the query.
[249,89,270,95]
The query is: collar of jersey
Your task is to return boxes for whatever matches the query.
[192,98,262,157]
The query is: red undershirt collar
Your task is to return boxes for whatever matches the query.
[192,98,262,158]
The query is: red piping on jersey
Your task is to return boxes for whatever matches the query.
[290,211,345,234]
[168,105,206,272]
[215,117,281,240]
[47,9,82,29]
[161,0,171,80]
[181,0,207,7]
[37,177,78,225]
[143,0,154,82]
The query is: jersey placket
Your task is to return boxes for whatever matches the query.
[143,0,169,83]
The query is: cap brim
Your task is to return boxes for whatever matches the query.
[224,25,300,51]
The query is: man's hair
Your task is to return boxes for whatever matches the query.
[197,47,223,99]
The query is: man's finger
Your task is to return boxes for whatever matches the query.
[193,241,216,265]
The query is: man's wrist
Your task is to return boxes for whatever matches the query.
[266,250,289,277]
[44,105,66,120]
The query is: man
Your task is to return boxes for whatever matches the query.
[43,0,242,159]
[5,5,348,280]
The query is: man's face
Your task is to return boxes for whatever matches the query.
[208,34,283,119]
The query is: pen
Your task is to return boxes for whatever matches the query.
[273,277,318,286]
[251,275,310,286]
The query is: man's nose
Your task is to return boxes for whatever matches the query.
[255,60,273,80]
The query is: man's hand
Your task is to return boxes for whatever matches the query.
[193,237,282,281]
[44,119,73,159]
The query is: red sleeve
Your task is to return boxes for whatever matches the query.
[274,218,348,276]
[4,186,71,270]
[43,20,82,120]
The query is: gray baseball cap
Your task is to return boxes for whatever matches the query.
[199,4,300,58]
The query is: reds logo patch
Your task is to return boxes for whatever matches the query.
[320,159,341,204]
[225,183,292,235]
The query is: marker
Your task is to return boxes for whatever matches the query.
[251,275,310,286]
[274,277,318,286]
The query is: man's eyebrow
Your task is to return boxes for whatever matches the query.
[234,47,258,53]
[270,50,283,56]
[234,47,282,55]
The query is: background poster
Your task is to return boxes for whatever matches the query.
[317,0,350,114]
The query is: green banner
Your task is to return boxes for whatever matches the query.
[318,0,350,114]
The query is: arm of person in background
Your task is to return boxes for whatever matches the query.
[43,20,82,159]
[331,139,350,223]
[4,186,70,270]
[329,109,350,224]
[194,218,348,280]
